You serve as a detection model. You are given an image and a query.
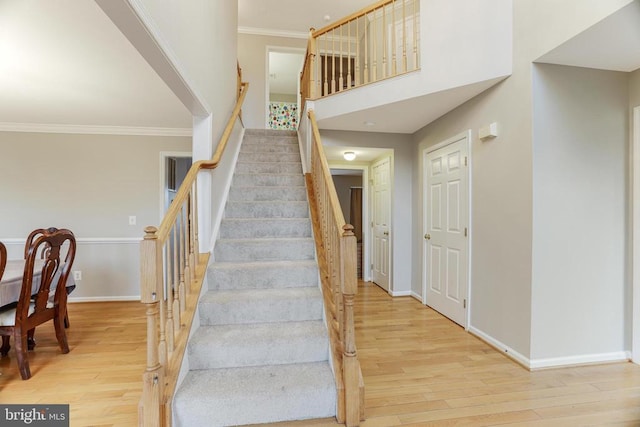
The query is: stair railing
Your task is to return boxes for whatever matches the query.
[301,0,420,102]
[139,81,249,426]
[305,109,364,427]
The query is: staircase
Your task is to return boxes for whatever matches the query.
[173,129,336,427]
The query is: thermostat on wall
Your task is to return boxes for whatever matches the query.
[479,122,498,141]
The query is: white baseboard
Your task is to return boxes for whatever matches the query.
[529,351,630,370]
[410,291,422,302]
[390,290,412,297]
[468,325,531,368]
[469,326,631,370]
[69,296,140,303]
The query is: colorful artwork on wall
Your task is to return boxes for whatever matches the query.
[269,102,298,130]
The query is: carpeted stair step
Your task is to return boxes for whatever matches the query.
[227,186,307,202]
[175,129,335,427]
[224,201,309,218]
[238,152,302,163]
[242,135,297,144]
[188,320,329,370]
[235,161,302,174]
[214,237,315,262]
[244,129,297,137]
[208,260,318,290]
[232,173,304,187]
[240,143,300,153]
[218,218,311,239]
[199,287,323,325]
[174,362,336,427]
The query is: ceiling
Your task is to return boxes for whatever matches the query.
[536,0,640,72]
[2,0,639,144]
[0,0,192,132]
[238,0,375,37]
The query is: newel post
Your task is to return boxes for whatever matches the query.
[341,224,360,427]
[140,226,165,426]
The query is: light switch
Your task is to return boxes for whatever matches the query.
[129,216,137,225]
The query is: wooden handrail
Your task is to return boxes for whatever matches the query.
[300,0,420,101]
[306,109,363,427]
[156,82,248,242]
[139,81,248,426]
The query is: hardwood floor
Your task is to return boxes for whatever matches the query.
[0,301,146,426]
[2,283,640,426]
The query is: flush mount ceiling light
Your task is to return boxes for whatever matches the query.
[363,121,375,126]
[343,151,356,161]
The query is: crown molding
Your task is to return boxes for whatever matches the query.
[0,122,192,137]
[238,26,308,39]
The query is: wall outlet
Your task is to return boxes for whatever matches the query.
[129,215,137,225]
[73,270,82,281]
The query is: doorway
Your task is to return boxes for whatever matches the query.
[266,47,305,130]
[160,152,192,219]
[331,169,365,279]
[422,131,470,328]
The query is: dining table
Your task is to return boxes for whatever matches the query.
[0,258,76,306]
[0,259,76,348]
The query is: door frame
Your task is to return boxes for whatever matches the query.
[422,130,472,329]
[633,106,640,363]
[265,46,306,129]
[328,164,371,282]
[159,151,192,221]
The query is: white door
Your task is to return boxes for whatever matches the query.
[423,134,469,327]
[371,157,391,291]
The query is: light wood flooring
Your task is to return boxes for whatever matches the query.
[2,282,640,426]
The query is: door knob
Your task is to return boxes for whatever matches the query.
[383,231,389,236]
[424,233,431,240]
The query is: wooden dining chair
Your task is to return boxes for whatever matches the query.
[0,228,76,380]
[24,228,74,328]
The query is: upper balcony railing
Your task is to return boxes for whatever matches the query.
[301,0,420,102]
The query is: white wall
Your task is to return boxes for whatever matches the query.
[102,0,240,251]
[134,0,238,146]
[238,33,306,129]
[531,64,629,364]
[0,131,191,299]
[411,0,634,361]
[320,130,412,294]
